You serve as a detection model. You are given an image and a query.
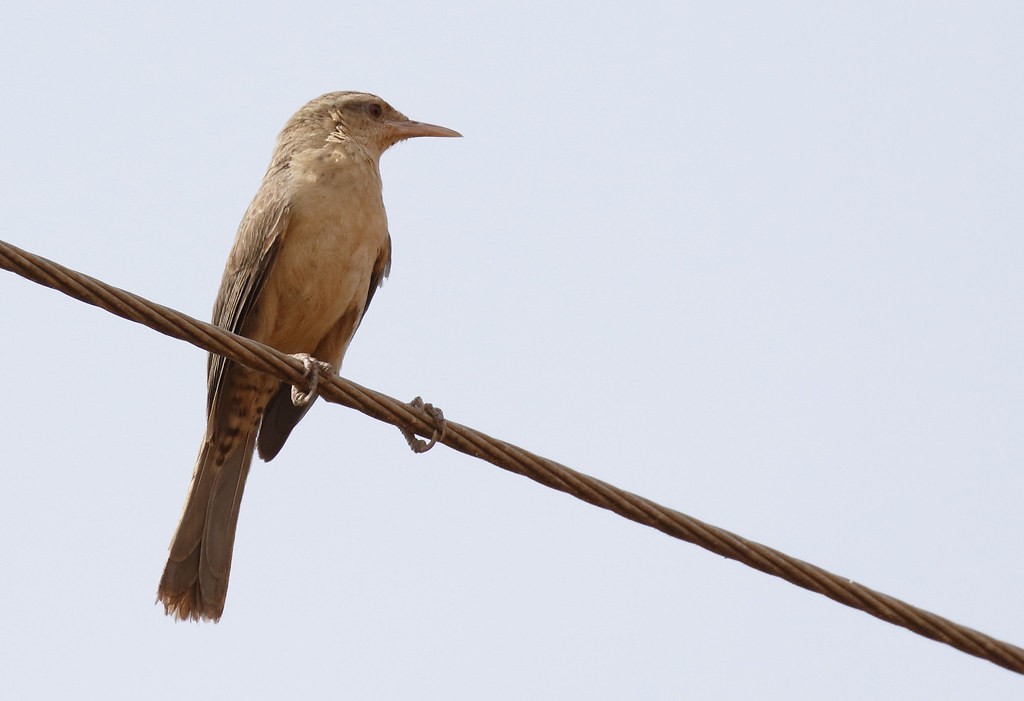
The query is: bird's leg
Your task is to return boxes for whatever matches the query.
[289,353,334,407]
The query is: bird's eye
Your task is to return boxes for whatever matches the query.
[368,103,383,119]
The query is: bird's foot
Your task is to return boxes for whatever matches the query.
[289,353,333,407]
[400,396,447,453]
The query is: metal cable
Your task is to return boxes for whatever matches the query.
[2,237,1021,675]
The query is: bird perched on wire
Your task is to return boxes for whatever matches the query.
[157,91,460,622]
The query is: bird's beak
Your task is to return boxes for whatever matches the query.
[387,119,462,140]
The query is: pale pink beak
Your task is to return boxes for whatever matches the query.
[387,119,462,140]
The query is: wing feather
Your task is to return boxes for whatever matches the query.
[206,172,292,419]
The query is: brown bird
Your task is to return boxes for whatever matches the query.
[157,91,460,622]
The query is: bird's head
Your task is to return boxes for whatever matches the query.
[276,91,460,164]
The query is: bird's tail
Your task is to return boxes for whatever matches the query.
[157,432,257,622]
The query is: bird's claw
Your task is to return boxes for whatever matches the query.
[289,353,333,407]
[400,396,447,453]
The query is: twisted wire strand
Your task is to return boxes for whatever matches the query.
[2,237,1021,674]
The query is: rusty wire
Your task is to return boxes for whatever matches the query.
[1,236,1022,675]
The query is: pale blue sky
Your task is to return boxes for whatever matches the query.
[1,2,1022,698]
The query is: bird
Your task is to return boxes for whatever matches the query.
[157,91,460,622]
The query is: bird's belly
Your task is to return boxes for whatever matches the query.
[261,188,388,353]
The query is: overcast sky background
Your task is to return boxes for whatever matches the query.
[1,2,1021,698]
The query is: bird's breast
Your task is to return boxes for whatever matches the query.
[261,153,390,352]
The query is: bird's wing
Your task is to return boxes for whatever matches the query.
[206,173,291,417]
[362,233,392,318]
